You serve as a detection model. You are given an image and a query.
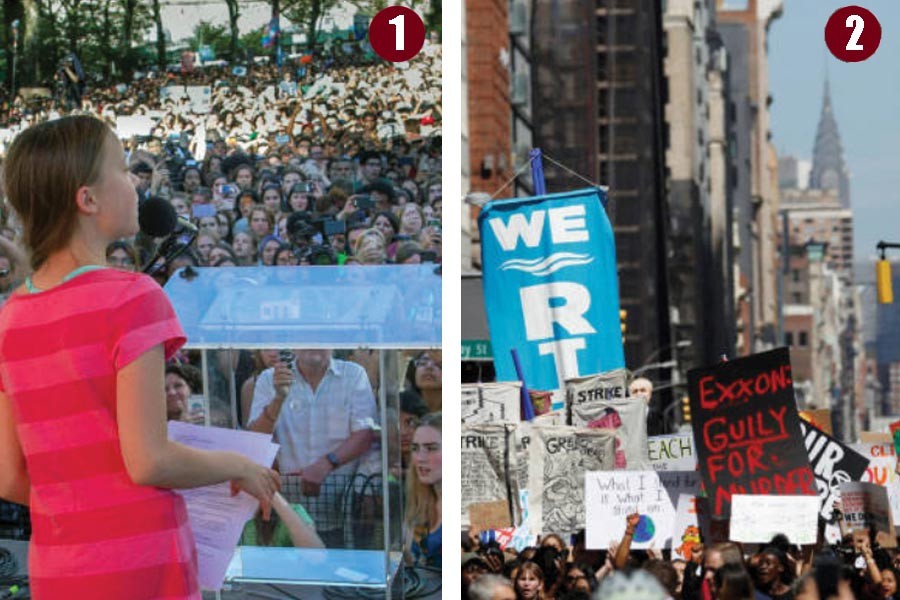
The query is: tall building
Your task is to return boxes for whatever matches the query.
[716,0,783,355]
[808,80,851,208]
[663,0,736,369]
[532,0,672,373]
[781,188,853,283]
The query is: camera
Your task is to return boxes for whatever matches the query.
[279,350,294,364]
[323,219,346,237]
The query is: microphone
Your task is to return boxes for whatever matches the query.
[139,198,198,275]
[139,197,177,237]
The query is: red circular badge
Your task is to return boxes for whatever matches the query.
[368,6,426,63]
[825,6,881,62]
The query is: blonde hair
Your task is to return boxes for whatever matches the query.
[404,412,442,559]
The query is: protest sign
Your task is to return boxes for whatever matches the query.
[184,86,212,113]
[461,424,520,528]
[852,441,900,525]
[649,433,697,471]
[800,409,833,435]
[729,494,820,545]
[461,381,521,425]
[469,500,513,532]
[115,115,154,139]
[584,470,700,549]
[799,421,869,520]
[529,426,616,537]
[688,348,816,518]
[891,420,900,455]
[860,432,893,444]
[672,494,711,562]
[565,371,647,469]
[839,482,896,548]
[479,188,625,393]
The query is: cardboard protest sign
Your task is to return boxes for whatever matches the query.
[852,441,900,525]
[461,382,521,424]
[839,482,896,548]
[688,348,816,518]
[461,424,519,528]
[584,470,700,549]
[566,370,647,469]
[800,409,833,435]
[860,432,893,444]
[672,494,710,562]
[799,421,869,520]
[729,494,819,545]
[529,426,616,537]
[649,433,697,471]
[469,500,513,532]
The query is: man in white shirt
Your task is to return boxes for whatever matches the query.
[248,349,376,547]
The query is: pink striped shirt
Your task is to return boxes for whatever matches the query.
[0,268,200,599]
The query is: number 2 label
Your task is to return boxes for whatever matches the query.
[845,15,864,51]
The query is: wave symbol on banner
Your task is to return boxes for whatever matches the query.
[499,252,594,277]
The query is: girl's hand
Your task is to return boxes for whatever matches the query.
[230,457,280,520]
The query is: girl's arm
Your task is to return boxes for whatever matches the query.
[272,493,325,549]
[117,345,279,517]
[0,390,29,505]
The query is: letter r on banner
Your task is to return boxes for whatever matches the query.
[520,282,596,340]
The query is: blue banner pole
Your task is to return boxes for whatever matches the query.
[511,349,535,421]
[530,148,546,196]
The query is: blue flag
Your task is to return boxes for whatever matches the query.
[478,188,625,393]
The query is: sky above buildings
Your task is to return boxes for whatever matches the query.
[768,0,900,262]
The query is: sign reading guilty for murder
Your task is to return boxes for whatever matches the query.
[688,348,816,519]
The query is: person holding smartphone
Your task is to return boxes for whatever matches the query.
[0,116,280,599]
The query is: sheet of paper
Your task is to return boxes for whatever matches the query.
[168,422,279,590]
[729,494,819,545]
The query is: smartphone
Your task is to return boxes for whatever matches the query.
[427,219,441,231]
[279,350,294,364]
[221,184,238,198]
[420,251,437,263]
[192,203,216,218]
[354,195,375,210]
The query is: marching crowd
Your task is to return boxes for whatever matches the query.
[463,511,900,600]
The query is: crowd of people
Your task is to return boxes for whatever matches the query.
[463,512,900,600]
[0,28,443,587]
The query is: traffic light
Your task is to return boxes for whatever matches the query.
[620,309,627,344]
[681,396,691,423]
[877,259,893,304]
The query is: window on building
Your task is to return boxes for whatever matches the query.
[792,292,802,303]
[799,331,808,347]
[792,269,800,282]
[785,332,794,346]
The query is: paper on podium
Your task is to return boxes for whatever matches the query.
[167,421,280,591]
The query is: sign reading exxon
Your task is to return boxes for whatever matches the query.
[478,188,625,392]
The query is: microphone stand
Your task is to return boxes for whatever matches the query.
[141,227,198,275]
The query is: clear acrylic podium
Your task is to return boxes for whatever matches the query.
[164,265,441,599]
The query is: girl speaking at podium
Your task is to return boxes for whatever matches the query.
[0,115,280,599]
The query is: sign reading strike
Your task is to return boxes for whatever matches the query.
[688,348,816,518]
[478,188,625,392]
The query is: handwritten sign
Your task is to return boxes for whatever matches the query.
[649,433,697,471]
[584,471,700,550]
[729,494,819,545]
[469,500,513,532]
[852,441,900,525]
[672,494,710,562]
[688,348,816,518]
